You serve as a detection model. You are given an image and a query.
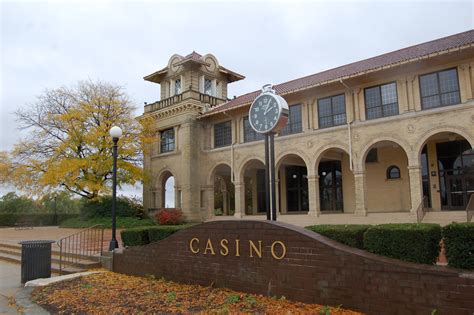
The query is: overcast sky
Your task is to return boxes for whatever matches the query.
[1,0,473,200]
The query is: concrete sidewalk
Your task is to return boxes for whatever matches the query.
[0,261,21,314]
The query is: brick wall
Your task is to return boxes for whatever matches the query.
[114,221,474,314]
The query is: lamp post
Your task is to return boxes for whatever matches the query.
[109,126,122,251]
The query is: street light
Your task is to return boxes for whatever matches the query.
[109,126,122,251]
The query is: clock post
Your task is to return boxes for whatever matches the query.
[249,85,289,221]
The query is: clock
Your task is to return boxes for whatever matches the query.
[249,85,289,134]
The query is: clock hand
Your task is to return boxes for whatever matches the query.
[264,99,273,115]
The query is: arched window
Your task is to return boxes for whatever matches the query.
[387,165,401,179]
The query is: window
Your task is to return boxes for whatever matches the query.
[366,148,378,163]
[419,68,460,109]
[286,166,308,212]
[364,82,399,120]
[174,78,181,95]
[204,79,213,96]
[386,165,401,179]
[280,104,302,136]
[160,128,175,153]
[318,94,346,128]
[214,121,232,148]
[243,116,264,142]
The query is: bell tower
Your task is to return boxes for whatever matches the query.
[140,52,244,221]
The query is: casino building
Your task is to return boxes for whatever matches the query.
[139,30,474,226]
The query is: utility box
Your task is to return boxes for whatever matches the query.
[19,240,55,284]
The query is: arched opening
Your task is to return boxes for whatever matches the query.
[241,159,266,215]
[278,154,308,213]
[212,164,235,216]
[363,141,410,212]
[316,148,354,213]
[418,132,474,211]
[159,171,176,208]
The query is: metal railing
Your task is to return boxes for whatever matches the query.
[467,194,474,223]
[57,224,104,275]
[416,196,428,223]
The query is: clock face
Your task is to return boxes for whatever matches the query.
[249,94,281,134]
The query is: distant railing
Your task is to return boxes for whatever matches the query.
[198,93,224,107]
[467,194,474,223]
[144,94,183,113]
[144,92,226,113]
[57,224,104,275]
[416,196,428,223]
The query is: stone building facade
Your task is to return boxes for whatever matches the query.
[139,30,474,226]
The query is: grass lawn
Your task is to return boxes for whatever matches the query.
[59,216,156,229]
[32,271,363,314]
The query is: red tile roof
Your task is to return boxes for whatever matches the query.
[201,30,474,117]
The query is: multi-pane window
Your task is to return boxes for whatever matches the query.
[364,82,399,120]
[243,116,264,142]
[419,68,460,109]
[280,104,302,136]
[318,94,346,128]
[204,79,213,96]
[214,121,232,148]
[174,79,181,95]
[160,128,175,153]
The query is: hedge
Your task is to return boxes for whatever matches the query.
[442,223,474,270]
[0,213,79,227]
[121,225,192,247]
[306,224,371,249]
[363,223,442,264]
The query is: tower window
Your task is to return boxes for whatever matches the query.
[174,79,181,95]
[160,128,175,153]
[204,79,213,96]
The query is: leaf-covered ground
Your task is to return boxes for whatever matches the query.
[32,271,363,314]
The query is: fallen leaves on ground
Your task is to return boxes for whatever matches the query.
[32,271,363,314]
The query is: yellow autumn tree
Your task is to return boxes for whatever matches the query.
[0,80,151,199]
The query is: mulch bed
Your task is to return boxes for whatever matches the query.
[31,271,363,314]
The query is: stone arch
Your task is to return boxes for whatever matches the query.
[276,150,311,173]
[357,136,411,172]
[415,125,474,160]
[207,161,233,186]
[313,143,350,175]
[237,156,265,183]
[154,168,178,209]
[208,163,235,216]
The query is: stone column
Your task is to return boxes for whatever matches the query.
[234,181,245,218]
[307,175,320,217]
[203,185,214,219]
[354,171,367,216]
[408,165,423,215]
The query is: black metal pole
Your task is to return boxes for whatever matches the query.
[270,133,277,221]
[109,137,119,251]
[264,134,270,220]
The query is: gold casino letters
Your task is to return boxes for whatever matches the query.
[188,238,287,260]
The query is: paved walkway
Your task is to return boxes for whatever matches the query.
[0,261,21,314]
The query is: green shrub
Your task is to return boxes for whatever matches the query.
[147,225,189,243]
[80,196,143,219]
[121,225,192,247]
[363,223,441,264]
[121,227,150,246]
[442,223,474,269]
[306,224,371,249]
[0,192,41,214]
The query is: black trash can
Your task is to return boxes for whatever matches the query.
[19,240,55,284]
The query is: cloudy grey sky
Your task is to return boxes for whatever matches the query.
[1,0,473,200]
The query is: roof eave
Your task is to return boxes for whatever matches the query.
[198,43,474,119]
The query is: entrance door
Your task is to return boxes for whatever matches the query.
[445,173,474,210]
[319,161,343,212]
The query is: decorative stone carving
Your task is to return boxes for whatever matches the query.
[307,140,313,149]
[353,132,360,140]
[407,124,415,134]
